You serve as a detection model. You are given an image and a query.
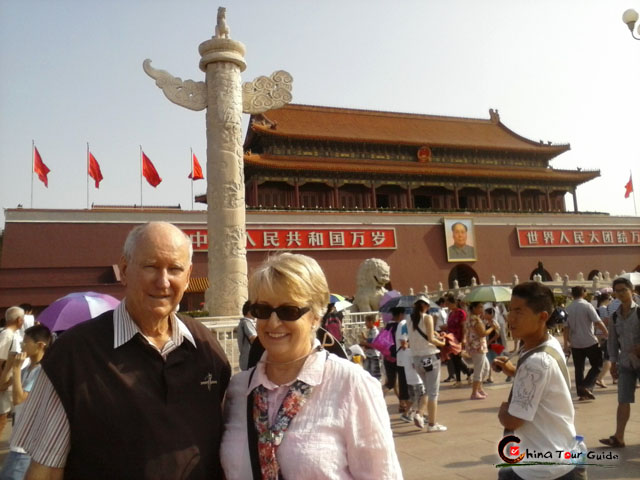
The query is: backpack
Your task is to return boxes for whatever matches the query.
[322,314,343,342]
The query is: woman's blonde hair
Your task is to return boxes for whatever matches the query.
[248,252,329,320]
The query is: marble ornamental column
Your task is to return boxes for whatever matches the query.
[143,8,293,316]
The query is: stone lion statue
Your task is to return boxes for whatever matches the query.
[353,258,390,312]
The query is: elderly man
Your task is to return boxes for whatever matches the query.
[15,222,231,480]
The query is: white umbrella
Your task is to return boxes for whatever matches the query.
[334,300,352,312]
[616,272,640,286]
[464,285,512,303]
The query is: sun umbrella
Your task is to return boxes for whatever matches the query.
[334,300,352,312]
[378,290,402,324]
[464,286,513,303]
[616,272,640,286]
[38,291,121,333]
[380,290,401,306]
[328,293,352,312]
[379,295,436,314]
[329,293,346,304]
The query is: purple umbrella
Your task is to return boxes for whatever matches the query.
[379,290,401,325]
[38,291,121,332]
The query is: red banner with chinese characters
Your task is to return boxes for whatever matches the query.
[517,227,640,248]
[182,228,397,251]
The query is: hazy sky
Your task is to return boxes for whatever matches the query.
[1,0,639,230]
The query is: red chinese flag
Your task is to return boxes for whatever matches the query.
[625,175,633,199]
[33,146,50,187]
[188,153,204,180]
[88,152,103,188]
[141,151,162,187]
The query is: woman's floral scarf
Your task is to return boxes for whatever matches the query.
[252,380,313,479]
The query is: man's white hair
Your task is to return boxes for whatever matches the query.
[122,222,193,262]
[4,306,25,324]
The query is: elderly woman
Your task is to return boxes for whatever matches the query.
[220,253,402,479]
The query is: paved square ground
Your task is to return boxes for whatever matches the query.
[0,353,638,479]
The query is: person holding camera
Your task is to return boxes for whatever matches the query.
[407,295,447,433]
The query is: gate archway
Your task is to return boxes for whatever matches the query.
[448,264,479,288]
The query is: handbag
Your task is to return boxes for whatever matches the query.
[439,332,462,362]
[371,327,396,362]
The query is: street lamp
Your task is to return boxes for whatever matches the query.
[622,8,640,39]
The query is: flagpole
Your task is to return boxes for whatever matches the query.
[31,140,34,208]
[140,145,143,208]
[190,147,194,211]
[632,170,637,217]
[86,142,90,209]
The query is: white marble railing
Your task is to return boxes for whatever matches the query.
[199,311,373,373]
[198,268,634,371]
[412,269,631,302]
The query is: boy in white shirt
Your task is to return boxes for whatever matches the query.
[494,282,585,480]
[0,324,52,480]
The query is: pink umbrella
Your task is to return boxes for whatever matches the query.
[38,291,120,333]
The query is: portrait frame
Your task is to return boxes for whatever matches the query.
[444,218,477,262]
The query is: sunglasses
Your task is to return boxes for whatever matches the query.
[249,303,310,321]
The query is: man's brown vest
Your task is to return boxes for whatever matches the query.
[43,310,230,480]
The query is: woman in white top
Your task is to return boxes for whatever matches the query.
[220,253,402,479]
[407,294,447,432]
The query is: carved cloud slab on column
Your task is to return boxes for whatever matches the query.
[242,70,293,114]
[143,59,207,111]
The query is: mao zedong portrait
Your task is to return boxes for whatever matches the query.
[448,221,476,260]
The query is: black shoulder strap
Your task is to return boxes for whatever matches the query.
[413,317,430,343]
[246,368,261,480]
[612,307,640,325]
[416,325,429,342]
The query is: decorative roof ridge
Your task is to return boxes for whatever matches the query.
[280,103,498,124]
[551,167,600,174]
[247,123,570,153]
[494,120,571,150]
[246,152,599,176]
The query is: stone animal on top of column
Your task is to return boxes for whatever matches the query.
[215,7,230,39]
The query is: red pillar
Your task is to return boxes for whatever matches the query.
[252,178,259,206]
[546,190,552,212]
[294,181,300,208]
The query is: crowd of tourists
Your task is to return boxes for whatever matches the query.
[0,220,638,480]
